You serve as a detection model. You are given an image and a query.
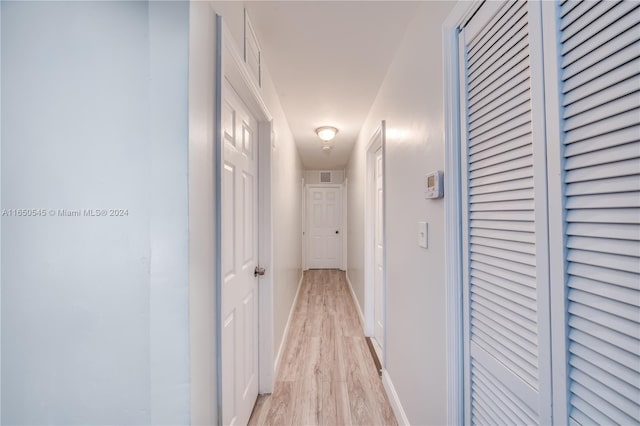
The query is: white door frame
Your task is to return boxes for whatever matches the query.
[304,184,344,270]
[342,178,348,271]
[216,17,275,422]
[301,177,306,270]
[364,122,386,363]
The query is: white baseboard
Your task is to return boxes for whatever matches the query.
[345,272,365,328]
[382,369,410,426]
[273,272,304,374]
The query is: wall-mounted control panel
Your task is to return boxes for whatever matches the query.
[425,171,444,199]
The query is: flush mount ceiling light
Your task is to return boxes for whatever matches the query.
[315,126,338,142]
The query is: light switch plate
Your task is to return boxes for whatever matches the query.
[418,222,428,248]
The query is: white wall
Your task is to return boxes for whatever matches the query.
[188,2,218,424]
[262,64,304,363]
[0,2,3,421]
[2,1,190,424]
[346,2,456,424]
[347,141,366,309]
[148,4,191,424]
[188,2,303,424]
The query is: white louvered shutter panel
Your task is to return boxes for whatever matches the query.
[458,1,552,424]
[557,1,640,424]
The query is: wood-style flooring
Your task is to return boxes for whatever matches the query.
[248,269,397,426]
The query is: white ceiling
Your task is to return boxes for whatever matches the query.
[245,1,421,170]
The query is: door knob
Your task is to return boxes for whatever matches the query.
[254,266,266,277]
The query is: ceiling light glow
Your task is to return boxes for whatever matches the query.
[315,126,338,141]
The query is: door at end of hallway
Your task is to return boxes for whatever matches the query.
[306,185,343,270]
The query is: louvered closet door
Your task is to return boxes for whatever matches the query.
[458,1,552,424]
[555,1,640,424]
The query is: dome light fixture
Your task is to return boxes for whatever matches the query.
[315,126,338,142]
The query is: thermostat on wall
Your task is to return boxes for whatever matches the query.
[425,171,444,199]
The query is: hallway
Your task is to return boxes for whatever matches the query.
[249,270,396,426]
[3,1,639,424]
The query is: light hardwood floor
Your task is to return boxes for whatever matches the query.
[248,269,397,426]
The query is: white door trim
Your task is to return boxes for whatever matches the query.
[540,3,569,422]
[301,177,306,271]
[364,122,386,364]
[216,17,275,422]
[305,183,344,270]
[342,178,348,271]
[442,3,482,426]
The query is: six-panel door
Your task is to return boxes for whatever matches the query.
[221,80,260,426]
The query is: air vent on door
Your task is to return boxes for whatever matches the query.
[320,172,332,183]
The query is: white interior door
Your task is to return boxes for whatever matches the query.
[549,2,640,423]
[221,80,259,426]
[307,186,342,269]
[459,1,552,424]
[374,148,384,350]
